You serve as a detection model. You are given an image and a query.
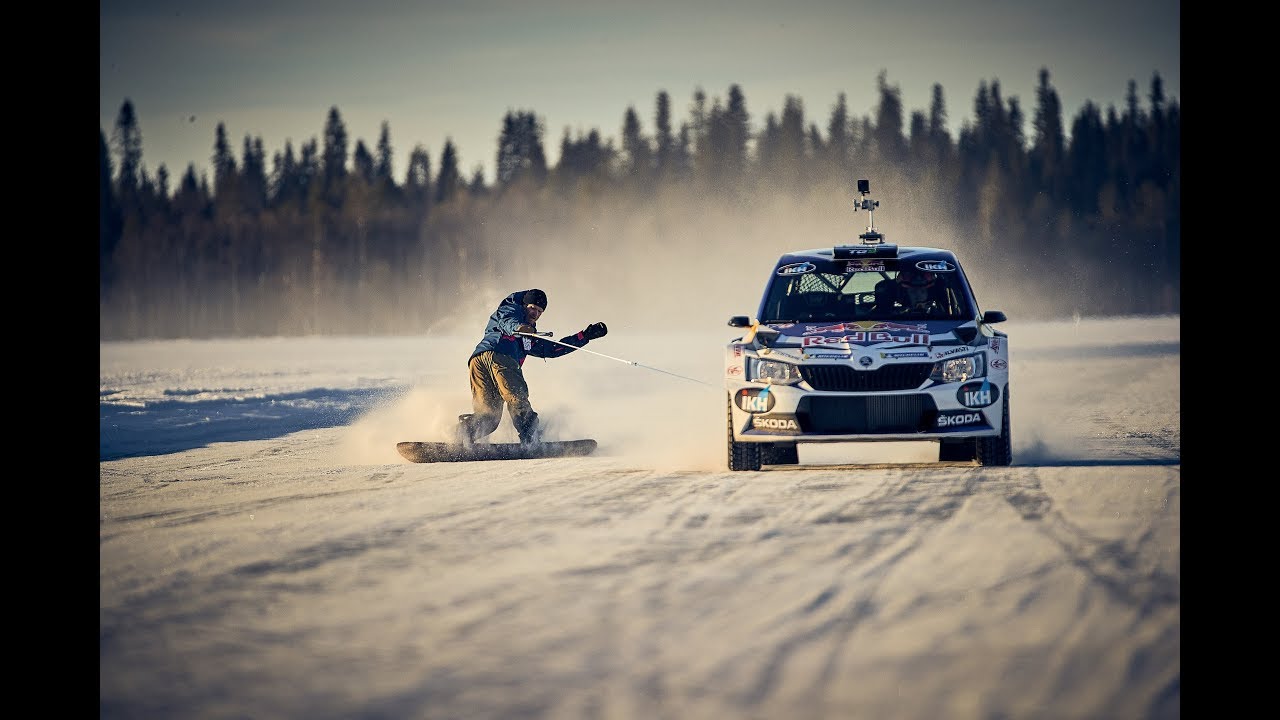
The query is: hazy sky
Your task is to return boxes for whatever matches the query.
[100,0,1179,186]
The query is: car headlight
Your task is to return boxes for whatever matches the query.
[752,358,803,385]
[929,352,986,383]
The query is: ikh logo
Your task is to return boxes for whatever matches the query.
[777,262,816,276]
[736,387,776,413]
[956,380,999,408]
[916,260,956,272]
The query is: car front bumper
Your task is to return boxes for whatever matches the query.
[726,380,1007,443]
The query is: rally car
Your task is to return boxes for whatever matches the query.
[724,179,1011,470]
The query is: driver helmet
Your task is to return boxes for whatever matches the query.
[897,268,937,307]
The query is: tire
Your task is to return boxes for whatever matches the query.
[762,443,799,465]
[938,438,977,462]
[976,388,1013,466]
[727,396,762,471]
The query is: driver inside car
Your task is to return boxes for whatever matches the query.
[895,269,945,316]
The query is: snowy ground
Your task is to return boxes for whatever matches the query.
[100,315,1179,719]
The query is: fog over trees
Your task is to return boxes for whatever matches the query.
[100,69,1178,340]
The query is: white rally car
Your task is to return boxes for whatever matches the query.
[725,180,1011,470]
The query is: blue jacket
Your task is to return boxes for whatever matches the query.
[469,290,591,365]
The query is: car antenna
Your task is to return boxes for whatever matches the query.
[852,178,885,245]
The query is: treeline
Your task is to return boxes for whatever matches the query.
[99,68,1178,340]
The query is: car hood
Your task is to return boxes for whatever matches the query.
[752,319,977,350]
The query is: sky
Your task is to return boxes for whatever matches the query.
[99,0,1180,187]
[99,315,1180,717]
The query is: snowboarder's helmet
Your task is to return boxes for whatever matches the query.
[523,289,548,311]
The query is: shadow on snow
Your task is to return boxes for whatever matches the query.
[99,386,401,461]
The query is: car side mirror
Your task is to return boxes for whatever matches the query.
[728,315,751,328]
[982,310,1007,324]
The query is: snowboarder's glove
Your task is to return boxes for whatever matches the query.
[582,322,608,340]
[516,324,537,335]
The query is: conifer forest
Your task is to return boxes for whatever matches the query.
[100,70,1178,340]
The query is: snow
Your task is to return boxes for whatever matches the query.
[100,315,1179,719]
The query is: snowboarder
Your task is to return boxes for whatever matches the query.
[457,288,608,446]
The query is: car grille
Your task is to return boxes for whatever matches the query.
[798,395,937,433]
[801,363,933,391]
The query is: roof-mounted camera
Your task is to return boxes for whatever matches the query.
[852,178,884,245]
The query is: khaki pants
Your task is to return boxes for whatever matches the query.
[465,351,539,442]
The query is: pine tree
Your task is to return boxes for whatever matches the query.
[873,71,906,167]
[496,110,547,188]
[1030,68,1065,202]
[621,105,652,183]
[404,144,431,209]
[436,139,462,204]
[353,140,375,185]
[111,99,143,199]
[100,128,123,291]
[212,123,238,203]
[825,93,850,182]
[375,121,395,187]
[725,84,750,180]
[322,106,349,208]
[654,90,675,181]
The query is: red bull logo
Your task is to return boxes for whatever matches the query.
[801,332,929,346]
[805,322,851,334]
[804,320,925,335]
[866,320,928,333]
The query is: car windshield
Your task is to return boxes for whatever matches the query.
[760,262,974,323]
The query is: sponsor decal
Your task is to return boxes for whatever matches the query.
[727,365,743,376]
[845,259,885,273]
[933,346,969,359]
[798,320,930,346]
[752,415,801,432]
[805,321,853,334]
[806,351,852,358]
[881,351,929,359]
[733,344,743,357]
[867,320,928,332]
[956,380,999,408]
[764,349,805,362]
[736,387,776,413]
[917,260,956,272]
[990,358,1007,370]
[777,262,816,276]
[989,338,1001,353]
[858,355,873,368]
[801,332,930,347]
[936,410,984,428]
[803,320,926,335]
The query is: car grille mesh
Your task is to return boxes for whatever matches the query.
[800,363,933,391]
[798,395,937,433]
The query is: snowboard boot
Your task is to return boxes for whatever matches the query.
[455,414,477,447]
[513,411,543,447]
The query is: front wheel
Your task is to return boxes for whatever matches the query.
[727,396,762,471]
[976,388,1013,466]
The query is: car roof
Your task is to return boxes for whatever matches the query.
[774,246,960,266]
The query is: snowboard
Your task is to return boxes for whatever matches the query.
[396,439,598,463]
